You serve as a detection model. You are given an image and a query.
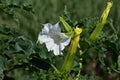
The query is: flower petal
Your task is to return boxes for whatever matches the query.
[42,23,52,33]
[61,37,71,46]
[59,33,71,50]
[45,39,55,51]
[38,22,70,56]
[52,22,61,32]
[53,44,63,55]
[38,34,51,44]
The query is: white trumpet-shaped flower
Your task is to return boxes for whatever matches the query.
[38,22,71,56]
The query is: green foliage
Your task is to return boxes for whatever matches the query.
[0,25,53,80]
[0,56,7,80]
[78,18,120,79]
[118,55,120,70]
[79,75,97,80]
[0,0,120,80]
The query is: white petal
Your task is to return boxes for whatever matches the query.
[53,44,63,55]
[37,22,69,56]
[52,22,61,32]
[59,33,71,50]
[60,38,70,50]
[60,44,65,50]
[42,23,52,33]
[61,37,71,46]
[38,34,51,44]
[45,39,55,51]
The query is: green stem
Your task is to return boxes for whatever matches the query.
[50,63,60,74]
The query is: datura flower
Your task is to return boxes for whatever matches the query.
[38,22,71,56]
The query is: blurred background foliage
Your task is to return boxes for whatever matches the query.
[0,0,120,41]
[0,0,120,80]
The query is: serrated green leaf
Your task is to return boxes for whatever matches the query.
[36,44,54,59]
[0,25,21,37]
[14,36,34,56]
